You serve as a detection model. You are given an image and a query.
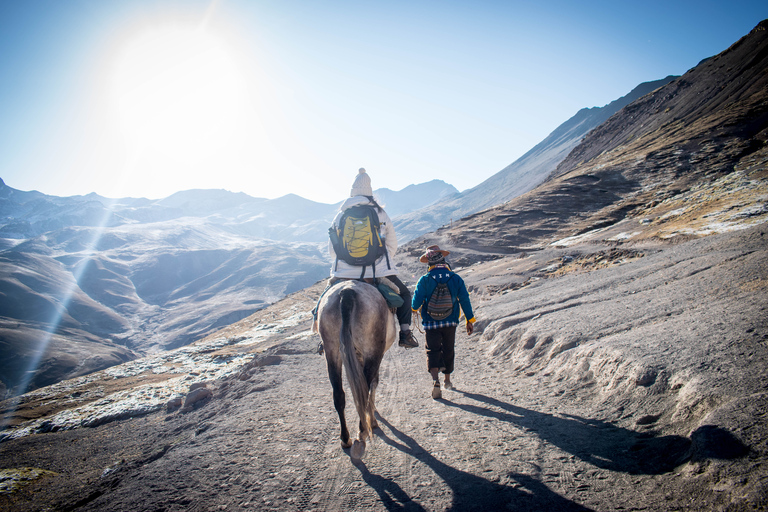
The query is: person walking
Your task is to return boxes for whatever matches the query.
[411,245,476,399]
[315,168,419,352]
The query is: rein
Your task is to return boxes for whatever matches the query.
[412,309,425,334]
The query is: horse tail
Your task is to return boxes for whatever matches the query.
[339,287,372,437]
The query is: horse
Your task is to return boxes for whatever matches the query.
[316,279,398,459]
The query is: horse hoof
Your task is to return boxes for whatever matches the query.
[341,439,352,449]
[351,440,366,460]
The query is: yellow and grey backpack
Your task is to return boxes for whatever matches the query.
[329,205,387,276]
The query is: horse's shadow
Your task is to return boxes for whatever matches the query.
[354,414,591,511]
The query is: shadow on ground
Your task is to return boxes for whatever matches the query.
[444,390,746,475]
[360,415,592,511]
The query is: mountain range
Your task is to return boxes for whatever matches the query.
[392,75,678,242]
[0,179,456,396]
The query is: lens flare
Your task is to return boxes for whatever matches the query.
[1,204,115,430]
[111,25,248,163]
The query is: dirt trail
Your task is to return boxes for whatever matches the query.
[61,335,690,511]
[1,326,635,511]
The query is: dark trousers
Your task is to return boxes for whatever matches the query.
[425,326,456,374]
[386,275,412,328]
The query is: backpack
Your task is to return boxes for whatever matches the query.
[426,275,455,320]
[329,204,386,268]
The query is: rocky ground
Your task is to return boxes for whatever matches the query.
[1,219,766,511]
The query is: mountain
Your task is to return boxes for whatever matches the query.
[393,76,678,242]
[373,180,458,218]
[1,20,767,512]
[397,20,768,262]
[0,181,449,397]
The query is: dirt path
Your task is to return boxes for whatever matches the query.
[228,335,603,512]
[0,317,760,511]
[60,334,679,511]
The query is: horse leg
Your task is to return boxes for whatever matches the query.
[369,372,380,431]
[328,358,351,448]
[362,357,383,432]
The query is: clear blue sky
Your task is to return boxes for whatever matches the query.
[1,0,766,204]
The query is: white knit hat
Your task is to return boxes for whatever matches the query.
[350,168,373,197]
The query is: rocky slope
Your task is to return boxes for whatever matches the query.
[0,19,766,512]
[393,76,677,242]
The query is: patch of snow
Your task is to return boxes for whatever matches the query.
[551,227,611,247]
[658,208,687,221]
[607,231,641,241]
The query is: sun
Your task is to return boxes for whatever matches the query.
[110,25,250,165]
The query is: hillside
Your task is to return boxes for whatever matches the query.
[393,76,677,242]
[1,20,767,512]
[398,20,768,267]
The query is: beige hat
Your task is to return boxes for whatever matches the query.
[419,245,451,264]
[350,168,373,197]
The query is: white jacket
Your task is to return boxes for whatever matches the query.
[329,196,398,278]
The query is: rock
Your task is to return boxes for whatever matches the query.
[182,387,212,411]
[166,397,183,412]
[635,367,658,386]
[636,414,661,425]
[189,382,210,392]
[689,425,749,461]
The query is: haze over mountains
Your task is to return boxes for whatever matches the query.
[0,179,456,396]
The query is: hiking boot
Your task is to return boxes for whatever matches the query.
[399,330,419,348]
[431,380,442,400]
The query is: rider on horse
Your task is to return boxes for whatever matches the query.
[314,168,419,353]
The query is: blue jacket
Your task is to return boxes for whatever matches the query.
[412,265,475,328]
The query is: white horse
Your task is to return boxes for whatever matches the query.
[316,280,398,459]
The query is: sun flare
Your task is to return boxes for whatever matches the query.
[110,26,249,163]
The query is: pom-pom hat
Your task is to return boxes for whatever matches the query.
[419,245,451,264]
[350,168,373,197]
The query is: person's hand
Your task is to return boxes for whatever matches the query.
[466,322,474,335]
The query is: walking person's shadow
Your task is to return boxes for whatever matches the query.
[446,390,745,475]
[352,414,592,511]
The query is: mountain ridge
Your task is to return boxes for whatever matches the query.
[392,76,678,242]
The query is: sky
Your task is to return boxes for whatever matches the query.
[1,1,766,205]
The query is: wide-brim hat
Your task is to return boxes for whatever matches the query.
[419,245,450,264]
